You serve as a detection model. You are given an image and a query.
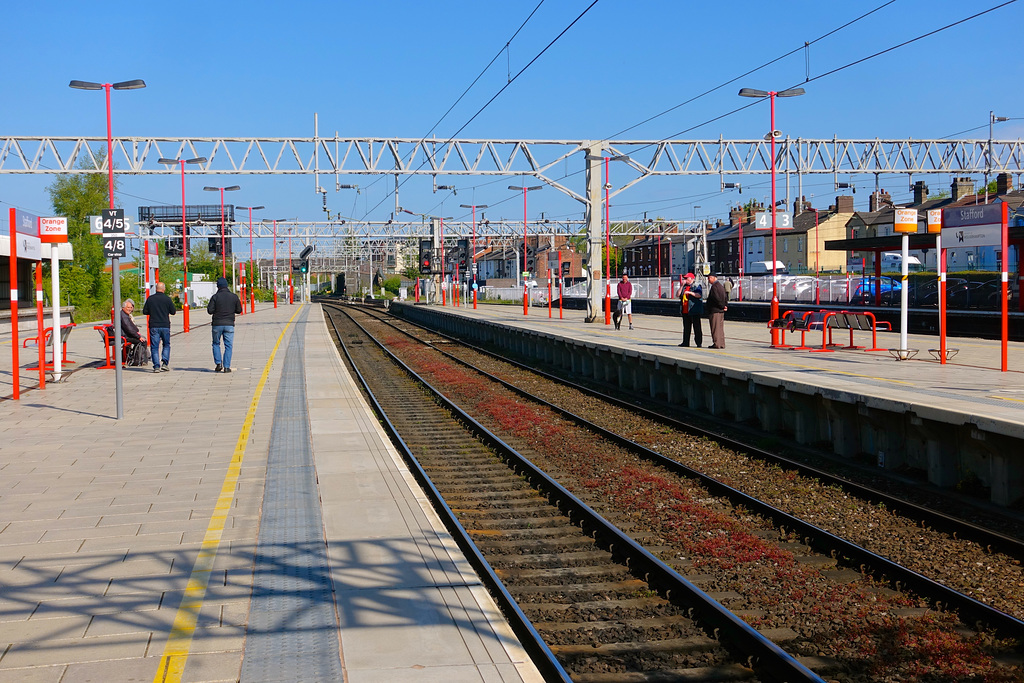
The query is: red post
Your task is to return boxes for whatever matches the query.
[769,92,780,346]
[1001,201,1009,372]
[36,262,45,389]
[814,209,820,305]
[939,238,947,364]
[180,161,191,332]
[738,220,744,302]
[415,277,420,303]
[220,187,226,278]
[272,220,278,308]
[9,208,20,400]
[248,210,256,314]
[558,278,563,319]
[605,157,612,325]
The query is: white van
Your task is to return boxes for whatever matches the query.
[881,253,923,271]
[746,260,788,275]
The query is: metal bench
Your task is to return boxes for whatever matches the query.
[23,324,76,370]
[810,311,887,353]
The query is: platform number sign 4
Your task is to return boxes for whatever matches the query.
[101,208,127,258]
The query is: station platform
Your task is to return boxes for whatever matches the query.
[392,299,1024,506]
[0,303,542,682]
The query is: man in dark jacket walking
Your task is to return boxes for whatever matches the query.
[706,273,729,349]
[207,277,242,373]
[142,282,177,372]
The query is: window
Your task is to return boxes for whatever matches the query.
[797,236,804,252]
[783,238,789,253]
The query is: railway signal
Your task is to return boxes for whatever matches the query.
[419,239,433,274]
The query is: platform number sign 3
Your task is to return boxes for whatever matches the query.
[101,208,127,258]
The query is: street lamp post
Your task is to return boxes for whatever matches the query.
[739,86,805,345]
[202,185,240,278]
[508,185,543,316]
[70,78,145,421]
[158,156,207,332]
[237,205,264,314]
[460,203,488,309]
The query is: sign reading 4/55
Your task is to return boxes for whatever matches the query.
[101,208,126,258]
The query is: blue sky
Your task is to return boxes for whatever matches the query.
[2,0,1022,242]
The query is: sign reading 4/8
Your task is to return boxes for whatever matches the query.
[102,208,127,258]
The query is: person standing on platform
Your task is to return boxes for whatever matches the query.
[706,273,729,349]
[616,273,634,330]
[678,272,703,347]
[142,282,177,372]
[207,277,242,373]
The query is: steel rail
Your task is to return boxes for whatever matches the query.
[372,304,1024,639]
[323,301,825,683]
[323,306,572,683]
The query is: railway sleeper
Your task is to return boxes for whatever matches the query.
[568,662,757,682]
[486,549,612,568]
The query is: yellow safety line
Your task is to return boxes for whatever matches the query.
[991,395,1024,404]
[152,305,303,683]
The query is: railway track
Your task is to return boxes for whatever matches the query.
[324,304,818,682]
[321,301,1024,682]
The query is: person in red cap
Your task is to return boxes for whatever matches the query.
[616,273,634,330]
[678,273,703,347]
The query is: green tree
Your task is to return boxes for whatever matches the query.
[45,152,114,320]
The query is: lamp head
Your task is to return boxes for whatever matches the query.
[112,80,146,90]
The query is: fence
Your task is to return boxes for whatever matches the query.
[481,274,1013,308]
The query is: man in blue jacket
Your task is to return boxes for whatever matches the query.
[206,277,242,373]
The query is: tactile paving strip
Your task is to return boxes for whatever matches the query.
[241,310,344,682]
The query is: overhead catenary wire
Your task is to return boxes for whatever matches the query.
[359,0,602,222]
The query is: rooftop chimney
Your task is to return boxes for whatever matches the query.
[951,177,975,201]
[997,173,1014,195]
[835,195,855,214]
[869,190,892,212]
[912,180,929,205]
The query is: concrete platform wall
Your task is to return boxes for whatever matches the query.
[390,302,1024,507]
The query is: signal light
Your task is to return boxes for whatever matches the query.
[418,239,433,274]
[299,260,309,274]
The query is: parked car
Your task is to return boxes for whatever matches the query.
[852,277,901,305]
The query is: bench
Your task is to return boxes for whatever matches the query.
[768,310,828,350]
[94,325,126,369]
[810,311,887,353]
[23,324,76,370]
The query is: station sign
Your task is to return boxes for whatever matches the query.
[927,209,942,234]
[6,209,42,260]
[754,211,793,230]
[39,217,68,243]
[894,208,919,233]
[90,214,133,235]
[941,204,1002,247]
[101,209,127,259]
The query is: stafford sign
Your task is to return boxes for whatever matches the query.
[942,203,1002,248]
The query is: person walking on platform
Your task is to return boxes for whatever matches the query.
[207,277,242,373]
[142,282,177,372]
[706,273,728,349]
[616,273,634,330]
[678,272,703,347]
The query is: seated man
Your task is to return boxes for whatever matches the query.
[119,299,145,344]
